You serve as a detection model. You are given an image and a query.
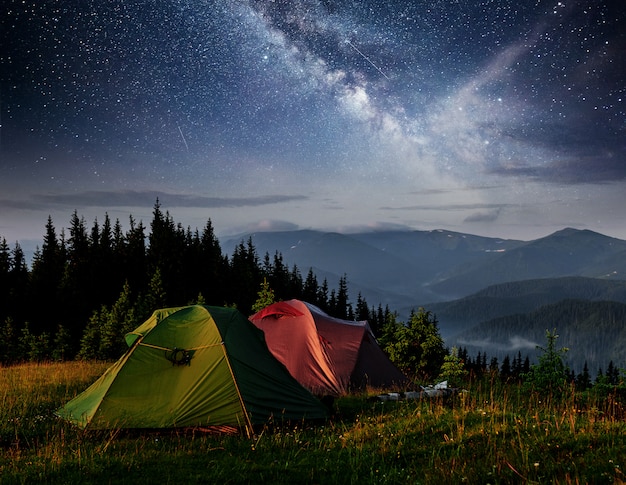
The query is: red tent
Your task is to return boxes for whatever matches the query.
[249,300,407,396]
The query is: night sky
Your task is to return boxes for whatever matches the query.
[1,0,625,253]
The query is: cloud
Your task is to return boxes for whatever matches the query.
[464,209,502,223]
[489,152,626,184]
[1,191,308,211]
[241,219,301,233]
[330,221,414,233]
[457,336,539,352]
[382,203,508,212]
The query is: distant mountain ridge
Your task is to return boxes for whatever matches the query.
[426,276,626,337]
[223,228,526,310]
[222,227,626,315]
[222,228,626,370]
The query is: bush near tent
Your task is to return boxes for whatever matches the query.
[57,305,328,434]
[249,299,408,397]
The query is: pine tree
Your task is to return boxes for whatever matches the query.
[141,268,167,318]
[251,278,276,313]
[500,355,511,381]
[0,238,12,323]
[195,219,228,305]
[355,293,370,322]
[147,200,187,303]
[8,242,29,321]
[336,274,349,319]
[228,238,261,313]
[489,356,499,374]
[439,347,468,386]
[0,317,19,364]
[303,268,319,303]
[271,252,290,298]
[78,307,106,360]
[606,361,619,386]
[61,211,93,335]
[52,324,73,361]
[99,281,137,359]
[317,278,329,312]
[576,361,592,391]
[523,329,570,393]
[124,215,147,293]
[289,265,303,300]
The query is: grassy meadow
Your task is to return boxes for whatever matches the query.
[1,361,626,484]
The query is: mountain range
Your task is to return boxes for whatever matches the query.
[222,227,626,371]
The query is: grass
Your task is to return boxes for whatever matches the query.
[1,362,626,484]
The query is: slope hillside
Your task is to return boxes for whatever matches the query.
[222,228,626,319]
[222,229,525,309]
[428,229,626,299]
[449,299,626,374]
[427,277,626,338]
[222,230,432,308]
[350,229,523,278]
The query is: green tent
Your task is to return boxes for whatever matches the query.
[57,305,327,433]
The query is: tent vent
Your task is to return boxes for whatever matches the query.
[165,347,193,366]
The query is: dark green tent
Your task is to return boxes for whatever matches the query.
[57,305,327,433]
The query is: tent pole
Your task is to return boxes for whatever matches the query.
[221,342,254,438]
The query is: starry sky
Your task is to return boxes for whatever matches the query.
[1,0,625,254]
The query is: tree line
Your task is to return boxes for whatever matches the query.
[1,200,624,392]
[0,200,396,364]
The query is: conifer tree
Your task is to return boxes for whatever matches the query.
[289,264,303,300]
[336,274,350,319]
[355,293,370,322]
[439,347,468,386]
[61,211,93,334]
[78,306,106,360]
[500,355,511,381]
[228,238,261,313]
[197,218,227,305]
[141,268,167,318]
[0,317,19,364]
[125,215,147,293]
[9,242,29,321]
[576,361,592,391]
[52,324,73,361]
[251,278,276,313]
[303,268,319,304]
[317,278,330,312]
[0,238,12,322]
[523,329,570,393]
[99,281,137,359]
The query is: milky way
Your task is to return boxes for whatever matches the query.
[1,0,625,246]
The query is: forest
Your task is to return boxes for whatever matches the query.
[1,200,623,392]
[0,200,392,364]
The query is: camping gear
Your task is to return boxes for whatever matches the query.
[57,305,328,432]
[249,300,408,396]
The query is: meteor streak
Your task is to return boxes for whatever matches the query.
[345,40,390,80]
[177,124,189,151]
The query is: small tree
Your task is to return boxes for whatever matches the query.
[251,278,276,313]
[382,308,446,381]
[78,306,106,360]
[439,347,468,387]
[52,324,73,361]
[0,317,19,364]
[99,281,137,359]
[524,329,569,393]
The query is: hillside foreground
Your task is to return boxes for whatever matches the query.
[1,361,625,484]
